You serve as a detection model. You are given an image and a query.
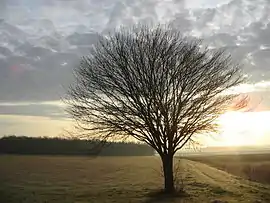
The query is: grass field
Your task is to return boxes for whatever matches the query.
[1,155,270,203]
[185,153,270,185]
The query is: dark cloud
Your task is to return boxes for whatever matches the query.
[0,103,67,119]
[0,0,270,113]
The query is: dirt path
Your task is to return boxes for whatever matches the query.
[178,159,270,203]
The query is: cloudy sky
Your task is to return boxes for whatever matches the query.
[1,0,270,146]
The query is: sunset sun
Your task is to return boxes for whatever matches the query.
[215,111,270,147]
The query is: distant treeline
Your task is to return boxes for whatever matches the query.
[0,136,154,156]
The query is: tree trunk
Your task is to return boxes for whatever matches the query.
[162,154,175,193]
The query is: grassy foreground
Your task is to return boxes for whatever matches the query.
[0,155,270,203]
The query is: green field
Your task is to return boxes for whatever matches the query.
[1,155,270,203]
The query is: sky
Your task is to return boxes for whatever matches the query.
[1,0,270,146]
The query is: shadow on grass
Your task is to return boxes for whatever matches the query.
[143,189,189,203]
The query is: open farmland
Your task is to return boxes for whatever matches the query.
[185,153,270,185]
[1,155,270,203]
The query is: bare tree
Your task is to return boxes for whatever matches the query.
[65,25,246,193]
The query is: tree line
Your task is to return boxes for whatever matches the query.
[0,136,154,156]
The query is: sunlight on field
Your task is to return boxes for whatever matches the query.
[186,153,270,185]
[1,155,270,203]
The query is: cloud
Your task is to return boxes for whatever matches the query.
[0,102,67,119]
[0,1,269,100]
[0,0,270,139]
[0,54,76,101]
[228,80,270,94]
[184,0,231,9]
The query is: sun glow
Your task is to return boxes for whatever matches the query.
[211,111,270,146]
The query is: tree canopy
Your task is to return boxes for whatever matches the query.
[65,25,246,193]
